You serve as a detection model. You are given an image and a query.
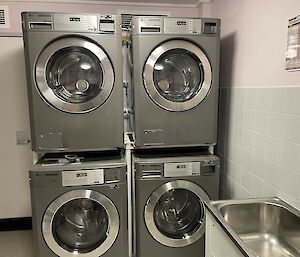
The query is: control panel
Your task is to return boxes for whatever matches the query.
[164,18,202,34]
[164,162,201,177]
[22,12,119,33]
[132,16,220,35]
[62,169,104,187]
[140,158,219,179]
[53,14,98,32]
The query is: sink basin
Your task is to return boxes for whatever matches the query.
[210,198,300,257]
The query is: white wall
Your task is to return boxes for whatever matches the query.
[0,37,33,218]
[211,0,300,87]
[209,0,300,210]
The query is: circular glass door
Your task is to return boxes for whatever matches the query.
[36,37,114,113]
[144,180,209,247]
[143,40,212,111]
[42,190,119,257]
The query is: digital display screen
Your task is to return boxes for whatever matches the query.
[177,164,187,169]
[177,21,187,26]
[70,17,80,22]
[76,172,87,178]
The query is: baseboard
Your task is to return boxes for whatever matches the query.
[0,217,32,231]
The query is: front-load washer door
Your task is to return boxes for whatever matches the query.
[42,189,119,257]
[143,40,212,112]
[35,37,114,113]
[144,180,209,247]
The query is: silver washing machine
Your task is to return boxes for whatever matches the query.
[29,152,127,257]
[22,12,123,153]
[131,17,220,149]
[134,151,220,257]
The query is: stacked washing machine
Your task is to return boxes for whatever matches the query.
[130,16,221,257]
[22,12,128,257]
[22,11,221,257]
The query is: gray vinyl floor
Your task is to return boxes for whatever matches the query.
[0,230,33,257]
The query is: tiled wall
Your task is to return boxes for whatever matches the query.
[217,87,300,210]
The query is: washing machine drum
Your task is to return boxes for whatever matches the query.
[144,180,209,247]
[144,40,212,112]
[35,37,114,113]
[42,190,119,256]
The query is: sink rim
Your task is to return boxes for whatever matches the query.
[205,197,300,257]
[211,197,300,218]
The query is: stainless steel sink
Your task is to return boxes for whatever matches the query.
[209,198,300,257]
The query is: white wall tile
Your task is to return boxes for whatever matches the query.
[235,108,244,127]
[282,115,300,145]
[250,175,265,198]
[254,110,268,134]
[226,158,235,179]
[253,132,267,156]
[244,88,256,109]
[280,169,300,200]
[232,162,242,183]
[281,141,300,171]
[219,87,300,210]
[243,109,255,130]
[237,186,251,199]
[283,87,300,116]
[264,160,282,188]
[266,136,283,163]
[226,142,235,161]
[234,127,243,147]
[234,164,243,184]
[255,88,268,111]
[232,146,243,166]
[278,191,300,211]
[267,112,285,139]
[242,130,254,152]
[241,168,251,192]
[242,149,253,172]
[227,106,235,125]
[227,124,235,144]
[231,181,240,199]
[252,153,265,179]
[263,182,279,198]
[267,88,286,113]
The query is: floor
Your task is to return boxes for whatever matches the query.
[0,230,33,257]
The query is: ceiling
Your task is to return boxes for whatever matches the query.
[21,0,212,7]
[74,0,212,6]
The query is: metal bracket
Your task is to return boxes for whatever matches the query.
[16,130,31,145]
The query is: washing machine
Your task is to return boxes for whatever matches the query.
[29,152,127,257]
[131,17,220,148]
[22,12,123,153]
[134,151,220,257]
